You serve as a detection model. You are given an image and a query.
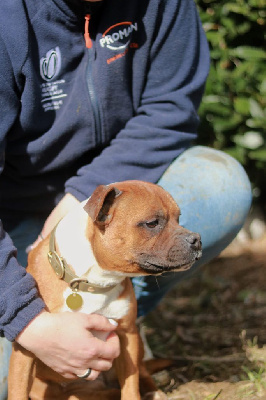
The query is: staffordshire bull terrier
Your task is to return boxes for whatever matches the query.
[8,180,202,400]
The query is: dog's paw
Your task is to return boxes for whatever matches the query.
[142,390,168,400]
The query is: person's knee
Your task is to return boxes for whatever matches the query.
[193,146,252,224]
[159,145,252,224]
[192,146,251,193]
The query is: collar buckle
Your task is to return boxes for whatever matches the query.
[69,277,95,292]
[47,250,65,279]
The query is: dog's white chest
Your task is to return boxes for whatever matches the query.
[61,285,130,320]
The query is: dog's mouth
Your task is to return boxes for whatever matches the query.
[139,261,192,274]
[138,250,202,275]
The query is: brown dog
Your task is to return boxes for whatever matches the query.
[8,180,202,400]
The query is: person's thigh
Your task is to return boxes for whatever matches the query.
[133,146,252,316]
[0,216,45,400]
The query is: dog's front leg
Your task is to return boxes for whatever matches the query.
[115,326,142,400]
[8,342,35,400]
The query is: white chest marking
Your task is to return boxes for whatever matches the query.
[62,286,130,319]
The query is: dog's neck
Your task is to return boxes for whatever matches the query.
[54,202,131,318]
[54,202,125,289]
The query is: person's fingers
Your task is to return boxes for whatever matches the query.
[57,369,101,381]
[89,332,120,361]
[75,368,101,381]
[83,369,100,381]
[85,314,118,332]
[79,333,120,366]
[83,357,113,372]
[55,357,113,380]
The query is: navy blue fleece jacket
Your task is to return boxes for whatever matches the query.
[0,0,209,340]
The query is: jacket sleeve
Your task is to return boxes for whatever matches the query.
[0,37,45,341]
[65,0,210,201]
[0,223,45,341]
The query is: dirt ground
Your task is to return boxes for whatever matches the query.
[143,232,266,400]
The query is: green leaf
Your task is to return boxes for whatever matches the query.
[233,131,264,149]
[260,79,266,95]
[206,31,223,46]
[248,0,266,8]
[229,47,266,60]
[222,3,250,17]
[203,95,224,104]
[249,99,265,119]
[213,113,243,133]
[236,22,251,36]
[234,98,250,115]
[200,94,233,116]
[246,118,265,129]
[249,148,266,161]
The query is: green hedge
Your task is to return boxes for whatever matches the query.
[195,0,266,202]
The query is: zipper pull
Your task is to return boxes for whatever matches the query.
[84,14,93,49]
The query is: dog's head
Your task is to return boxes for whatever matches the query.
[84,180,202,276]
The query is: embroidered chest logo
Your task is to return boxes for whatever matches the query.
[40,47,62,81]
[99,22,139,64]
[39,47,67,112]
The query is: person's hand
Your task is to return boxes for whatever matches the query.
[16,311,120,380]
[29,193,80,251]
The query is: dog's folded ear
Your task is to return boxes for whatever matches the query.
[84,185,122,225]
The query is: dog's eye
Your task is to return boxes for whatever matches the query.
[145,219,159,229]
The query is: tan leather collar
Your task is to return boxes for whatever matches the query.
[47,224,117,293]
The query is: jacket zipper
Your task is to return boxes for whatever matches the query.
[84,14,103,145]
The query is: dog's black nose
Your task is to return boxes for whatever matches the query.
[185,233,201,250]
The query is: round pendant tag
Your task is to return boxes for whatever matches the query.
[66,292,83,310]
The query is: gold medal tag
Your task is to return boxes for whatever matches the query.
[66,292,83,310]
